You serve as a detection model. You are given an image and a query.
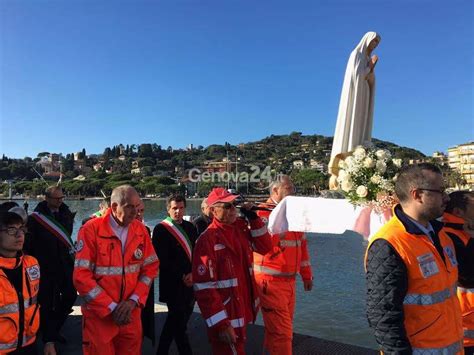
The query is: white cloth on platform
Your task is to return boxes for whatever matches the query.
[267,196,389,240]
[329,31,380,174]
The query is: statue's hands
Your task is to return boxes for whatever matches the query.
[369,55,378,70]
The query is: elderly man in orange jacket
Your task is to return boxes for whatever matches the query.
[73,185,159,355]
[254,175,313,355]
[192,187,272,355]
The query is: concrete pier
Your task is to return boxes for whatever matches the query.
[52,305,377,354]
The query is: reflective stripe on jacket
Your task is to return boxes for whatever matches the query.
[367,207,463,354]
[192,216,272,341]
[0,255,40,353]
[442,212,474,347]
[253,202,312,281]
[73,209,159,319]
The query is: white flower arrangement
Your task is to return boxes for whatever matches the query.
[337,145,401,213]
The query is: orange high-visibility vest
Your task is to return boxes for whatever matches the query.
[253,201,312,281]
[443,212,474,348]
[367,212,463,354]
[0,254,40,353]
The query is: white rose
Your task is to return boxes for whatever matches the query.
[345,156,355,168]
[370,174,382,184]
[354,146,366,160]
[375,149,387,160]
[341,180,353,192]
[356,185,368,198]
[364,157,375,168]
[393,158,402,168]
[376,161,387,173]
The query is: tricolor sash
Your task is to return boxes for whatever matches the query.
[30,212,75,253]
[160,217,192,262]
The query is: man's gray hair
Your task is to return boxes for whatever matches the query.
[45,185,63,198]
[201,198,208,210]
[111,185,136,205]
[269,174,291,193]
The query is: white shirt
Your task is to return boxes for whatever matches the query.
[109,215,129,253]
[107,214,139,311]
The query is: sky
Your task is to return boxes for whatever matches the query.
[1,0,473,158]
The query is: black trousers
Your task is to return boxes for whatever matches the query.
[38,273,77,342]
[11,342,37,355]
[156,298,194,355]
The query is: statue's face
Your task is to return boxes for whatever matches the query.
[367,38,379,53]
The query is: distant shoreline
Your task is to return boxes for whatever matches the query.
[0,195,269,202]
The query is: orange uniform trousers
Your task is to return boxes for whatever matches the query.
[82,307,142,355]
[256,278,296,355]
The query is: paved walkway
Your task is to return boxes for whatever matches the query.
[50,305,377,354]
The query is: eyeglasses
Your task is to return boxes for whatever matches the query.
[49,196,65,200]
[417,188,446,195]
[0,226,28,236]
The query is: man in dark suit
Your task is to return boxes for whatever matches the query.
[25,186,77,353]
[152,194,197,355]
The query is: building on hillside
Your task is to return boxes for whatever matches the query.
[292,160,304,169]
[309,159,326,172]
[432,151,447,163]
[202,161,228,173]
[36,153,61,174]
[448,141,474,187]
[93,163,103,172]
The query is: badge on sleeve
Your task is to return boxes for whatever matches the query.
[134,248,143,260]
[75,240,84,252]
[197,264,207,276]
[26,265,40,282]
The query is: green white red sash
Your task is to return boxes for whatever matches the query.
[160,217,192,262]
[30,212,75,252]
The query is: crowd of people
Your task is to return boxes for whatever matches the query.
[0,163,472,355]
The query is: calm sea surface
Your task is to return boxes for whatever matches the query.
[19,199,377,349]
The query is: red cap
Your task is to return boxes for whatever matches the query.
[207,187,238,206]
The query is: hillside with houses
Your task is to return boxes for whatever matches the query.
[1,132,466,198]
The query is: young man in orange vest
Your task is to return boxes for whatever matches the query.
[73,185,159,355]
[253,175,313,355]
[366,163,463,354]
[442,191,474,355]
[0,209,43,354]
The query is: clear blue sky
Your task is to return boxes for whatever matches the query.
[1,0,472,158]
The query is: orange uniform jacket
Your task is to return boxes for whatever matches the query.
[443,212,474,347]
[73,209,159,319]
[367,209,463,354]
[253,202,312,281]
[192,217,272,342]
[0,254,40,353]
